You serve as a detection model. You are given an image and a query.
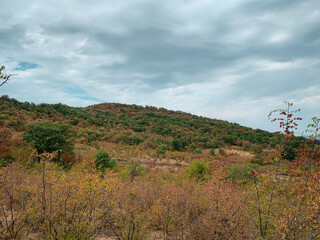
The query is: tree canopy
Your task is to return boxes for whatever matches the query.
[23,120,74,154]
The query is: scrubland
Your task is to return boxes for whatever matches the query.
[0,96,319,239]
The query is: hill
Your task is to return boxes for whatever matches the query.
[0,95,299,154]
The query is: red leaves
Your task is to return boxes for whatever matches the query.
[269,101,301,136]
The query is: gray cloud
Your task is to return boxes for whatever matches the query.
[0,0,319,133]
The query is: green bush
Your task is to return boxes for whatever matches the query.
[186,143,196,153]
[156,144,168,156]
[281,143,297,161]
[210,148,216,156]
[226,164,259,184]
[209,142,219,149]
[118,134,144,145]
[218,148,226,156]
[193,148,202,154]
[185,160,210,181]
[95,150,117,172]
[87,133,97,143]
[171,138,183,151]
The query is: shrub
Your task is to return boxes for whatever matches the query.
[185,160,210,181]
[210,148,216,156]
[193,148,202,154]
[226,164,259,184]
[95,150,117,172]
[281,143,297,161]
[242,140,251,151]
[218,148,226,156]
[87,132,97,143]
[210,141,219,148]
[156,144,168,156]
[171,138,183,151]
[118,134,144,145]
[250,153,272,165]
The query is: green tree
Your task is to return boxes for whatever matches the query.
[23,120,74,155]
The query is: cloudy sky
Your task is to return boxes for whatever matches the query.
[1,0,319,134]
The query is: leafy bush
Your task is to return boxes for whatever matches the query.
[193,148,202,154]
[118,134,144,145]
[87,132,97,143]
[210,148,216,156]
[226,164,259,184]
[156,144,168,156]
[185,160,210,181]
[281,143,297,161]
[218,148,226,156]
[171,138,183,151]
[95,150,117,172]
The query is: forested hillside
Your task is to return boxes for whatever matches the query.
[0,95,307,155]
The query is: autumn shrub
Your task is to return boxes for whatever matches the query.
[242,140,251,151]
[35,167,117,239]
[0,163,38,239]
[60,151,77,168]
[188,179,253,239]
[149,184,189,238]
[110,181,154,240]
[0,127,13,167]
[0,162,119,239]
[149,180,253,239]
[274,171,320,239]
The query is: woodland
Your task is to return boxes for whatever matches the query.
[0,67,320,239]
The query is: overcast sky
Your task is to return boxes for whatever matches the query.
[1,0,319,134]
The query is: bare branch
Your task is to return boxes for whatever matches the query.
[0,66,16,87]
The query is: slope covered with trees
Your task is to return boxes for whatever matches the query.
[0,95,307,155]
